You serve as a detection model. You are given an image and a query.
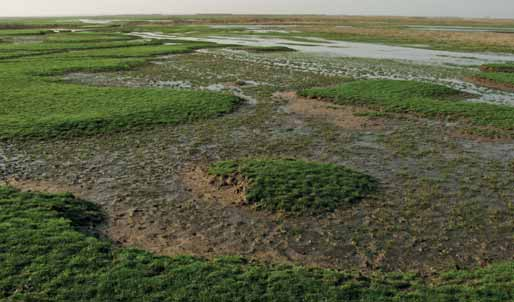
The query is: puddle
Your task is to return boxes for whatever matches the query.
[208,24,297,34]
[50,29,84,33]
[79,19,115,24]
[131,32,514,67]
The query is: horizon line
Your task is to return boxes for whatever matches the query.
[1,13,513,21]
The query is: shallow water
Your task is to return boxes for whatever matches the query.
[199,48,514,106]
[79,19,114,24]
[131,32,514,67]
[131,32,514,105]
[208,24,296,34]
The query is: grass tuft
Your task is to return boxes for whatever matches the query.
[208,159,378,214]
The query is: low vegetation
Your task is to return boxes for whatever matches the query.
[1,18,513,301]
[208,159,377,214]
[0,31,240,140]
[300,79,514,135]
[1,187,512,301]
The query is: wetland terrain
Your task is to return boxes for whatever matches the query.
[0,15,513,301]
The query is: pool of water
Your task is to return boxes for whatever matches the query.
[131,31,514,105]
[79,19,114,24]
[131,32,514,67]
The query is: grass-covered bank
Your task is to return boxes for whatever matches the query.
[0,30,240,140]
[0,186,512,302]
[300,80,514,137]
[470,63,514,92]
[208,159,377,214]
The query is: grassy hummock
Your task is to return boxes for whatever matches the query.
[208,159,378,214]
[300,79,514,135]
[1,186,513,301]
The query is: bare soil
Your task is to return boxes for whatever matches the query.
[275,91,385,130]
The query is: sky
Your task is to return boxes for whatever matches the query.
[1,0,513,18]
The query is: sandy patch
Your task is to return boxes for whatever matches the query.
[274,91,384,130]
[181,166,248,206]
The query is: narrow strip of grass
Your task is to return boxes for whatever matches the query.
[208,159,377,214]
[1,186,512,301]
[300,80,514,135]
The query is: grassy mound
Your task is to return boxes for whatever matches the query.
[301,79,464,103]
[300,79,514,135]
[208,159,377,214]
[1,186,513,301]
[0,31,240,140]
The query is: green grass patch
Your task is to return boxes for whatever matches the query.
[300,80,514,134]
[1,186,513,301]
[0,29,51,37]
[0,31,240,140]
[208,159,377,214]
[44,32,136,43]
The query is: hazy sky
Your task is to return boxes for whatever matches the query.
[1,0,513,18]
